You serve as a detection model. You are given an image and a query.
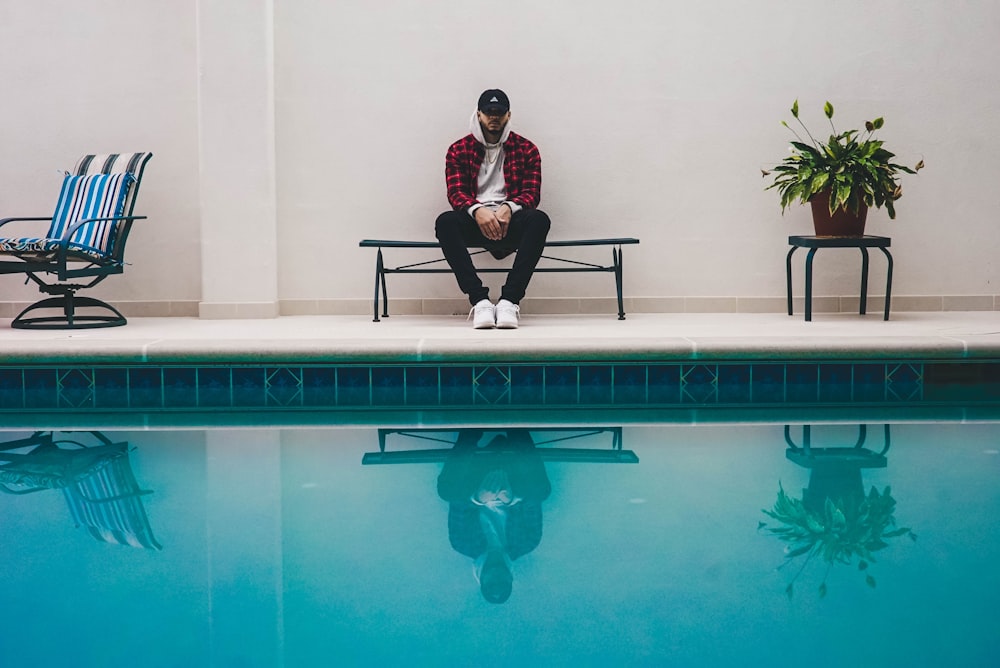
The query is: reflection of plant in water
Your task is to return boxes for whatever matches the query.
[760,482,916,598]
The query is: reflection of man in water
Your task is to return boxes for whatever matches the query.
[437,429,552,603]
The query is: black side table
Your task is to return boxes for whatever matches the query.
[786,235,893,321]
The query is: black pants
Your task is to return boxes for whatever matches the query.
[434,208,551,305]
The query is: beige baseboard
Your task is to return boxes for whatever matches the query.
[0,300,201,319]
[199,301,280,319]
[0,296,996,319]
[280,295,1000,316]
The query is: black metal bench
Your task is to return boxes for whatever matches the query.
[361,427,639,465]
[359,237,640,322]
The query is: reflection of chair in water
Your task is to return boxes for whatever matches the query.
[363,426,638,465]
[0,431,161,549]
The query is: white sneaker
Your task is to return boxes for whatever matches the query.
[469,299,495,329]
[495,299,520,329]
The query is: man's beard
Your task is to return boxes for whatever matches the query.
[481,120,506,138]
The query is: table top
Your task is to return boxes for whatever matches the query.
[788,235,891,248]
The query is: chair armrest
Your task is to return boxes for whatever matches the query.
[54,215,148,267]
[0,482,51,495]
[57,215,147,245]
[0,216,54,233]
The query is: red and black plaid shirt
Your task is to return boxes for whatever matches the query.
[445,132,542,210]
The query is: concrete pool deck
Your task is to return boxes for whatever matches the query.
[1,311,999,364]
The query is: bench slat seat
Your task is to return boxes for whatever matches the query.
[359,237,640,321]
[360,238,640,248]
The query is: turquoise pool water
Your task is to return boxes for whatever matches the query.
[2,414,998,667]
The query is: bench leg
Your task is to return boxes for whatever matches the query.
[373,249,384,322]
[614,245,626,320]
[380,262,389,319]
[879,247,893,320]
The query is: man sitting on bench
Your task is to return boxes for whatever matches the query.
[435,88,551,330]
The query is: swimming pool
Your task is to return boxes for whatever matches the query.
[2,412,998,667]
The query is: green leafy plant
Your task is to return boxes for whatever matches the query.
[764,100,924,219]
[759,482,916,598]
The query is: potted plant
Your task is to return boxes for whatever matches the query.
[764,100,924,236]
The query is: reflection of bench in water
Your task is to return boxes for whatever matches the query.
[363,427,638,465]
[0,431,161,549]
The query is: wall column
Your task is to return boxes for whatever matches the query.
[196,0,278,318]
[205,429,284,665]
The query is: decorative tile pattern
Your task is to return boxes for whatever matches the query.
[474,366,511,405]
[58,369,95,408]
[0,361,996,413]
[886,363,923,402]
[267,367,303,407]
[682,364,718,404]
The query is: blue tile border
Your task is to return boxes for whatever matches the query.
[0,361,998,412]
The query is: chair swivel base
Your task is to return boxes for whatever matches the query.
[12,295,127,329]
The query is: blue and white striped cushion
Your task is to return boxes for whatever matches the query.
[63,451,162,550]
[0,172,135,260]
[49,172,134,254]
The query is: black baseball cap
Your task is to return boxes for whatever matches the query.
[477,89,510,115]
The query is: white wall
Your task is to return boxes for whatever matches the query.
[0,0,202,315]
[276,0,999,312]
[1,1,998,316]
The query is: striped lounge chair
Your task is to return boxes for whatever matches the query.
[0,431,162,550]
[0,152,153,329]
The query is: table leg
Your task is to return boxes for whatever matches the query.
[879,247,893,320]
[786,246,797,315]
[804,248,817,321]
[859,247,870,315]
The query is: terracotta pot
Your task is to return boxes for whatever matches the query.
[809,191,868,237]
